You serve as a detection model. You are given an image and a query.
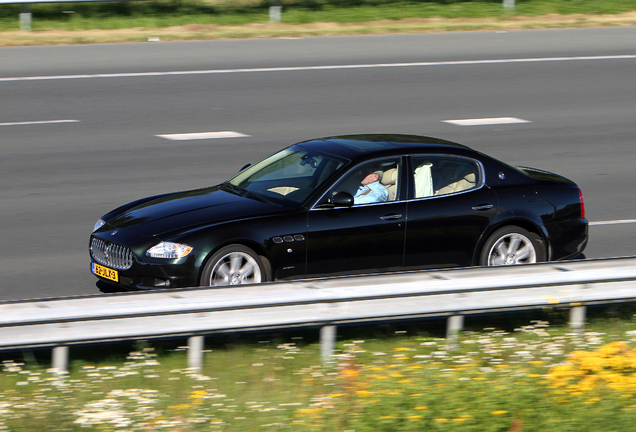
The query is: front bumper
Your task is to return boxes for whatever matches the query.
[91,260,201,290]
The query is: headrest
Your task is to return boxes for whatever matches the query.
[380,168,397,185]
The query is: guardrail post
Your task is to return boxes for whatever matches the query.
[320,325,336,364]
[52,345,69,375]
[569,305,586,332]
[269,0,282,23]
[19,4,32,31]
[446,315,464,350]
[187,336,204,370]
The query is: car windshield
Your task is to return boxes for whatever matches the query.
[226,145,347,206]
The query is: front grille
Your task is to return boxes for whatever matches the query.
[90,237,134,270]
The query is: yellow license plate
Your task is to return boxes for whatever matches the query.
[92,262,119,282]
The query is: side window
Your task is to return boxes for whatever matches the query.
[331,158,401,205]
[412,156,480,198]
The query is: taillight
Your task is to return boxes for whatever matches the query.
[578,188,585,219]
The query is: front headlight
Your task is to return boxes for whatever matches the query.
[146,242,193,259]
[94,219,106,232]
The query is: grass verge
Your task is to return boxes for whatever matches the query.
[3,306,636,430]
[0,0,636,46]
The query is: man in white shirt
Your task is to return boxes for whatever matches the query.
[354,170,388,204]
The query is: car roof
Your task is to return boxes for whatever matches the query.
[296,134,473,161]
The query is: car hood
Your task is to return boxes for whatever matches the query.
[99,185,288,239]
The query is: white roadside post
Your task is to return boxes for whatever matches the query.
[188,336,205,370]
[446,315,464,350]
[52,345,69,375]
[269,0,282,22]
[320,325,336,364]
[570,305,587,332]
[19,3,32,30]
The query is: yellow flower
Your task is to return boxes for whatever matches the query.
[395,347,411,351]
[329,393,344,398]
[298,408,324,415]
[491,410,508,415]
[434,418,449,422]
[355,390,373,397]
[189,390,207,399]
[168,403,191,410]
[340,368,360,379]
[408,415,423,420]
[414,406,428,410]
[453,418,467,422]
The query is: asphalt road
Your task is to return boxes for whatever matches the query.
[1,27,635,301]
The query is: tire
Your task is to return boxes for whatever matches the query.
[200,244,270,287]
[479,226,545,266]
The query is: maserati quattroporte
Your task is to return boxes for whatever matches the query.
[90,134,587,289]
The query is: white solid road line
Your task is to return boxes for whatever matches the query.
[443,117,531,126]
[590,220,636,226]
[155,131,250,140]
[1,55,635,82]
[0,119,80,126]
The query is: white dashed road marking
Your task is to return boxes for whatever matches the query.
[590,220,636,226]
[155,131,250,141]
[0,119,79,126]
[442,117,531,126]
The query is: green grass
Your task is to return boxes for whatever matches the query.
[3,305,636,431]
[1,0,636,32]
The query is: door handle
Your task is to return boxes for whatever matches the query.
[472,204,494,211]
[380,213,403,221]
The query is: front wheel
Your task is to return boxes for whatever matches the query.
[479,226,545,266]
[200,245,270,286]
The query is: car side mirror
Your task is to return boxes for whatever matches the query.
[330,191,354,208]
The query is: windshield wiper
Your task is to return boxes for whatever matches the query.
[222,182,242,196]
[242,189,276,205]
[223,182,275,205]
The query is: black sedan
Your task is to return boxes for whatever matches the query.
[90,134,587,289]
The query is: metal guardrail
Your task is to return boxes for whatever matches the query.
[1,0,284,31]
[2,257,636,372]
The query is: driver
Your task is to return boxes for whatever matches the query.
[354,170,388,204]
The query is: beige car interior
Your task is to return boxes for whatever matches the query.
[379,167,398,201]
[414,159,478,198]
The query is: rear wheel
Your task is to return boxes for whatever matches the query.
[200,245,270,286]
[479,226,545,266]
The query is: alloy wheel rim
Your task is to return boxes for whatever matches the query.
[210,252,262,286]
[488,233,536,266]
